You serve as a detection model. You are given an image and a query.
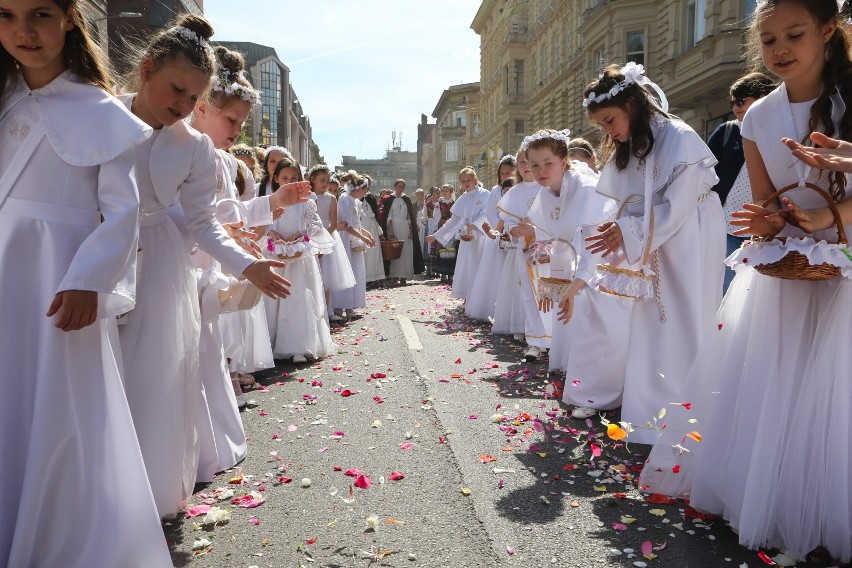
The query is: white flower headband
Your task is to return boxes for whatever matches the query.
[231,147,255,157]
[344,179,369,193]
[757,0,845,12]
[211,67,262,105]
[582,62,669,113]
[520,129,571,152]
[265,146,293,160]
[170,26,209,49]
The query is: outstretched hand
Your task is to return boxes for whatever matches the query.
[271,181,312,209]
[730,203,786,238]
[585,221,623,257]
[777,197,835,234]
[242,259,292,299]
[784,132,852,173]
[222,221,262,257]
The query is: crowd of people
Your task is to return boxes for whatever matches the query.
[4,0,852,566]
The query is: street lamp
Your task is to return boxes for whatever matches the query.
[91,12,142,24]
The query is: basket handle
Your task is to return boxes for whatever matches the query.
[759,182,847,245]
[216,197,250,227]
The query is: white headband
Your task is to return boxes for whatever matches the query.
[211,66,262,105]
[344,180,369,193]
[520,129,571,152]
[170,26,209,49]
[265,146,293,161]
[582,62,669,113]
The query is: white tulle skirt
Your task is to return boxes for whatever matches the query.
[492,243,524,335]
[119,217,201,518]
[319,230,356,292]
[451,233,485,300]
[220,300,274,374]
[330,233,367,311]
[557,289,631,409]
[641,268,852,562]
[0,211,171,567]
[465,236,507,321]
[266,254,337,358]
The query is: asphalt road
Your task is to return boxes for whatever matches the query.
[166,275,837,568]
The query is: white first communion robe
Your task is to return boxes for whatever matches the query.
[0,71,171,567]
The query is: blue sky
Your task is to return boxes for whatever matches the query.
[204,0,482,167]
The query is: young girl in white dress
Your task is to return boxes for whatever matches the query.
[492,153,534,339]
[219,156,275,391]
[331,176,375,317]
[309,164,355,322]
[642,1,852,562]
[499,160,550,361]
[583,63,725,445]
[512,130,631,420]
[0,1,170,565]
[427,167,490,301]
[266,158,337,361]
[120,21,309,513]
[466,155,516,321]
[361,181,386,285]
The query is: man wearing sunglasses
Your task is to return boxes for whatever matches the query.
[707,72,778,292]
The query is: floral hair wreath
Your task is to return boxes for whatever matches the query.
[231,147,255,157]
[344,179,369,193]
[212,67,262,105]
[308,164,331,176]
[582,62,670,113]
[520,129,571,152]
[170,26,209,49]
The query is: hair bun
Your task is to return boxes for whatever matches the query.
[215,46,245,73]
[174,14,214,41]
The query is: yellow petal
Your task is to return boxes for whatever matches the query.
[686,431,703,442]
[620,516,637,524]
[649,509,667,516]
[607,423,628,441]
[594,485,608,492]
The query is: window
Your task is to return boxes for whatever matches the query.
[595,46,606,75]
[687,0,706,47]
[259,61,282,146]
[513,59,525,95]
[565,24,572,58]
[626,31,645,65]
[539,45,547,82]
[445,140,459,162]
[453,111,467,128]
[551,31,558,71]
[443,173,457,187]
[472,114,481,138]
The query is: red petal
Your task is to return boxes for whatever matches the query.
[354,474,372,489]
[388,471,406,481]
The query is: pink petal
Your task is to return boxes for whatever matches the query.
[388,471,406,481]
[344,468,362,477]
[612,523,628,531]
[399,442,414,450]
[506,545,515,556]
[354,474,372,489]
[185,504,211,518]
[590,442,602,458]
[641,541,653,557]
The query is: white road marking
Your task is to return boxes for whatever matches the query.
[397,316,423,351]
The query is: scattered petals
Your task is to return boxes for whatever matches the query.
[355,474,372,490]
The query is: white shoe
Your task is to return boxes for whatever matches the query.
[523,346,541,361]
[235,393,247,409]
[293,354,307,363]
[513,333,525,342]
[571,406,597,420]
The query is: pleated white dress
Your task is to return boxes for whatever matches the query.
[312,191,356,292]
[0,72,171,567]
[465,185,510,321]
[330,192,368,310]
[264,200,337,359]
[641,86,852,563]
[434,184,491,300]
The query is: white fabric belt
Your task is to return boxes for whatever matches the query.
[0,197,100,227]
[139,208,168,227]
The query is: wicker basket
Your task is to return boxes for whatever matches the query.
[752,182,846,281]
[381,239,405,260]
[596,195,655,300]
[276,250,303,261]
[538,276,573,303]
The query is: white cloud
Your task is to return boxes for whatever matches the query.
[204,0,481,166]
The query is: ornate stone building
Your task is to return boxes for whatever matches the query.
[472,0,759,177]
[342,146,418,193]
[430,83,482,190]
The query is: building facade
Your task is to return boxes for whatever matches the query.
[107,0,204,78]
[215,42,316,167]
[431,83,482,188]
[472,0,759,171]
[416,115,436,190]
[342,147,418,194]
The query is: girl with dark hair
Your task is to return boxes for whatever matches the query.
[0,0,170,565]
[583,62,725,444]
[643,1,852,562]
